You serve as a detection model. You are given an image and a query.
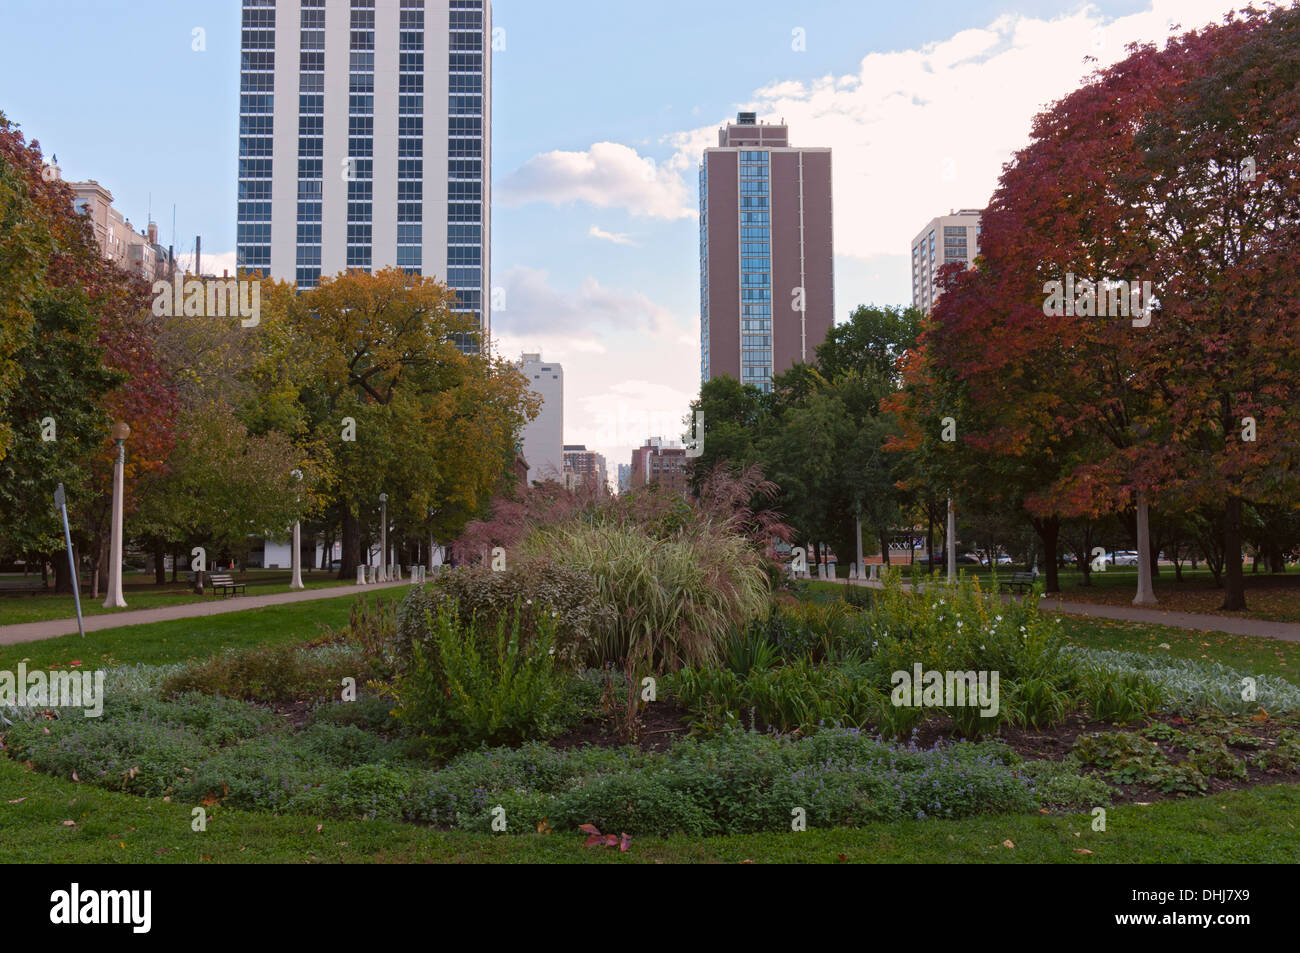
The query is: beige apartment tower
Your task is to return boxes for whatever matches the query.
[911,209,981,312]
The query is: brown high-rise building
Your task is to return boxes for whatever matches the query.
[629,438,688,494]
[700,113,833,392]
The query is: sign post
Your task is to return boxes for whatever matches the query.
[53,483,85,639]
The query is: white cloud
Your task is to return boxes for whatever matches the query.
[490,270,699,483]
[588,225,638,246]
[494,265,683,337]
[179,250,238,276]
[663,0,1239,261]
[497,141,694,220]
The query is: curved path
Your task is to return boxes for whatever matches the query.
[0,580,412,647]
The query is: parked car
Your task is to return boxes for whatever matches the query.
[1111,551,1139,566]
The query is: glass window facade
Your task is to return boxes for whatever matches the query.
[447,0,485,353]
[739,151,772,392]
[236,0,276,273]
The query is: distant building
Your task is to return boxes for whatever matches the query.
[699,112,833,391]
[630,437,688,494]
[911,209,982,312]
[68,179,171,281]
[517,352,563,484]
[235,0,493,351]
[616,463,632,493]
[563,444,607,491]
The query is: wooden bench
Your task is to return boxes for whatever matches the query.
[999,571,1036,594]
[205,573,247,598]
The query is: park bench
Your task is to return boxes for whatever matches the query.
[205,573,247,598]
[999,572,1036,594]
[1,583,47,597]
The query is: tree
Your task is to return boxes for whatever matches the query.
[260,268,538,576]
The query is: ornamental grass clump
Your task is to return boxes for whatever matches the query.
[517,520,770,671]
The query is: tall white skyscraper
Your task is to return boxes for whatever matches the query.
[237,0,491,344]
[517,352,563,485]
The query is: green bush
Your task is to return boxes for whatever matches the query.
[552,775,713,837]
[1013,758,1112,810]
[391,604,573,756]
[160,644,368,703]
[398,561,611,670]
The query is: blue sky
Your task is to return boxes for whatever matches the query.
[0,0,1236,474]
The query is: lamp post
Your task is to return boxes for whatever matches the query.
[378,493,388,582]
[290,469,305,590]
[103,421,130,608]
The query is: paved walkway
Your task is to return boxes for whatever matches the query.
[0,580,412,647]
[840,577,1300,643]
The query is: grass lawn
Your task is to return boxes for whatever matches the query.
[0,589,406,671]
[806,577,1300,682]
[0,570,354,626]
[1,757,1294,863]
[4,589,1297,865]
[810,563,1300,623]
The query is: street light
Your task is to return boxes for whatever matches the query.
[290,469,304,591]
[378,493,388,582]
[103,421,130,608]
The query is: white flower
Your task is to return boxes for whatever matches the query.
[995,615,1002,622]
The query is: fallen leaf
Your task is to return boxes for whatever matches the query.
[7,798,25,804]
[1072,831,1081,837]
[1002,839,1015,849]
[1074,848,1093,855]
[619,833,631,853]
[836,853,848,864]
[71,770,79,782]
[61,820,76,827]
[315,824,323,833]
[1135,801,1152,806]
[577,823,600,835]
[119,842,125,849]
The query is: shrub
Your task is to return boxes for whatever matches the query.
[317,596,401,677]
[313,764,411,820]
[517,520,770,671]
[390,604,573,756]
[553,775,714,837]
[397,561,609,670]
[1013,758,1112,810]
[160,644,368,703]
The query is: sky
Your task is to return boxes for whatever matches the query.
[0,0,1244,481]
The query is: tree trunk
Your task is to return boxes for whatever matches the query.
[1222,496,1247,611]
[1032,516,1061,594]
[53,550,75,594]
[340,505,361,579]
[154,538,166,585]
[879,531,890,567]
[926,512,935,576]
[1133,492,1158,606]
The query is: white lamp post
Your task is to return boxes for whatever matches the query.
[379,493,388,582]
[103,421,130,608]
[290,469,304,590]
